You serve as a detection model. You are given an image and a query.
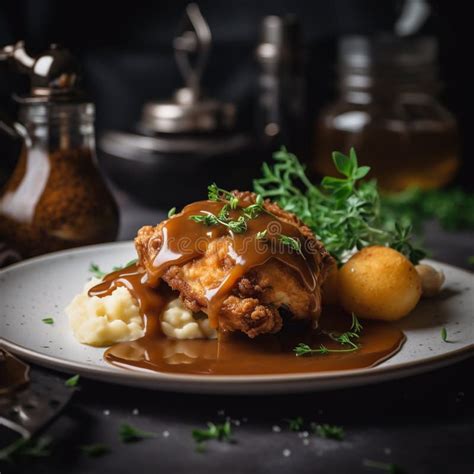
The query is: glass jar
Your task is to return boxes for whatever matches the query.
[0,101,119,257]
[313,36,459,191]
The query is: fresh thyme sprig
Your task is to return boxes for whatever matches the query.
[254,147,426,265]
[278,235,303,257]
[294,313,363,356]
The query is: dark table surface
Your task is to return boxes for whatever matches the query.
[2,188,474,474]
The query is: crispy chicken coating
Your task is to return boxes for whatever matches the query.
[135,192,333,338]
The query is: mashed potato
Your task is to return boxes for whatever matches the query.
[161,298,216,340]
[67,279,216,347]
[67,278,144,347]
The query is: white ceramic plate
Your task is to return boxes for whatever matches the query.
[1,242,473,394]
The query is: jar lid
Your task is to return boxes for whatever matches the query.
[138,3,235,134]
[339,35,437,71]
[1,42,87,103]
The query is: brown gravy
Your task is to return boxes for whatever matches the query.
[89,197,405,376]
[104,309,405,375]
[137,198,322,327]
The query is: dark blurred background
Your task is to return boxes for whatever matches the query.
[0,0,470,196]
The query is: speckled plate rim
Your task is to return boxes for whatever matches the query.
[1,242,473,394]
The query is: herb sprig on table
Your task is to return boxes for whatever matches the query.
[253,147,425,265]
[192,421,233,451]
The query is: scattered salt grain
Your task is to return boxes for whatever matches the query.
[384,448,392,455]
[272,425,282,433]
[103,410,110,416]
[132,408,139,415]
[282,449,291,457]
[163,430,170,438]
[303,439,310,446]
[217,409,225,416]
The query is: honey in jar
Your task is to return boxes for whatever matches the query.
[313,36,459,191]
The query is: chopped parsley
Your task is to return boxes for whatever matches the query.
[80,443,110,457]
[65,374,80,388]
[285,416,304,432]
[441,327,452,343]
[363,459,403,473]
[311,423,345,440]
[0,436,52,462]
[192,421,233,451]
[119,423,157,443]
[42,317,54,325]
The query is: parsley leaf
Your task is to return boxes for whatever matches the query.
[285,416,304,432]
[441,327,452,343]
[119,423,157,443]
[192,421,233,449]
[42,317,54,325]
[80,443,109,457]
[89,262,106,278]
[65,374,80,388]
[0,436,52,462]
[363,459,403,473]
[311,423,345,440]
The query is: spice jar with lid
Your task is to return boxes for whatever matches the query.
[313,35,459,191]
[0,42,119,258]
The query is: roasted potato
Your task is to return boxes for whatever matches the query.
[338,246,422,321]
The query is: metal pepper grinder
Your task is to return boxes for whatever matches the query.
[0,42,119,258]
[99,3,256,207]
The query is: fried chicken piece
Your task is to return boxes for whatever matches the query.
[135,192,333,338]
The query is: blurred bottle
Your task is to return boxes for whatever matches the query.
[255,15,308,158]
[0,43,118,258]
[313,35,459,190]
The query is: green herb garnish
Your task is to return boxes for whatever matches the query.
[192,421,233,449]
[42,317,54,325]
[254,147,425,265]
[89,259,138,279]
[381,186,474,232]
[311,423,345,440]
[0,436,52,462]
[89,262,106,278]
[80,443,110,457]
[65,374,80,387]
[294,313,363,356]
[285,416,304,432]
[363,459,403,473]
[119,423,157,443]
[278,235,303,257]
[168,207,177,218]
[441,327,452,343]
